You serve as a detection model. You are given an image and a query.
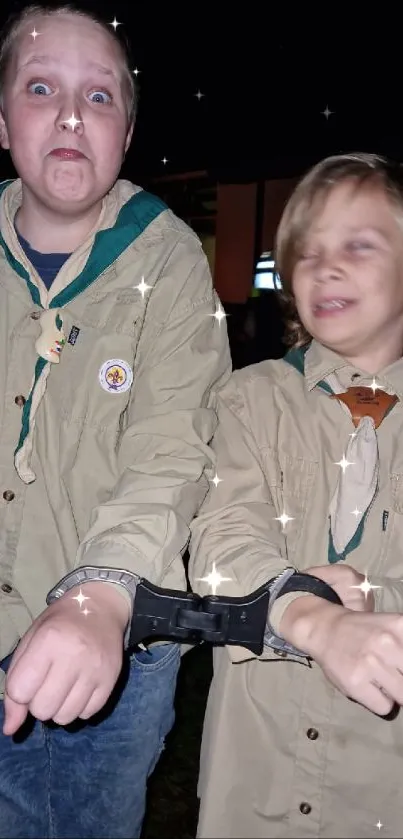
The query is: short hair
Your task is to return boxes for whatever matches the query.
[0,2,138,123]
[275,152,403,347]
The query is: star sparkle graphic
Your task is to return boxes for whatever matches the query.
[194,90,204,100]
[210,303,227,325]
[375,821,383,831]
[370,377,380,395]
[351,573,382,600]
[321,105,334,119]
[196,562,232,595]
[110,17,121,30]
[63,112,82,132]
[132,68,141,77]
[210,473,223,488]
[73,588,90,615]
[335,453,355,473]
[275,510,294,530]
[351,507,362,518]
[162,157,169,165]
[134,276,152,298]
[30,27,40,40]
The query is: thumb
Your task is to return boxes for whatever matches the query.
[3,692,28,736]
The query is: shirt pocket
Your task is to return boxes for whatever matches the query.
[262,448,318,565]
[46,292,145,430]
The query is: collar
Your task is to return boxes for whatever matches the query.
[298,340,403,401]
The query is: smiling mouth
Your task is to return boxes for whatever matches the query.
[313,298,355,313]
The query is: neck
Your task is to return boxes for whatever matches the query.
[341,343,403,375]
[15,194,103,254]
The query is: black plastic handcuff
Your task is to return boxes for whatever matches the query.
[128,572,343,654]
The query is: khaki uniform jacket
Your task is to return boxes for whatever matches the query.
[190,340,403,839]
[0,178,231,693]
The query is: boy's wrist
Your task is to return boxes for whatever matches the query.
[279,596,346,657]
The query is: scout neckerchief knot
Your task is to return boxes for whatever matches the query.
[284,345,398,564]
[0,183,168,484]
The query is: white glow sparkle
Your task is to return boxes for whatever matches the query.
[132,68,141,76]
[351,573,382,600]
[110,17,121,30]
[210,303,227,325]
[63,112,82,132]
[370,377,380,395]
[335,454,355,473]
[30,28,40,40]
[195,90,204,100]
[275,510,294,530]
[134,276,152,298]
[321,105,334,119]
[375,821,383,831]
[210,473,223,488]
[196,562,232,595]
[72,588,90,608]
[162,157,168,165]
[351,507,362,518]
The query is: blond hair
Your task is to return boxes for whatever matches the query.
[275,153,403,347]
[0,3,138,123]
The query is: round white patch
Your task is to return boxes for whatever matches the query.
[99,359,133,394]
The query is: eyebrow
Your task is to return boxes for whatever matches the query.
[17,55,116,78]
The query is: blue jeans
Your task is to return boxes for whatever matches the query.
[0,643,180,839]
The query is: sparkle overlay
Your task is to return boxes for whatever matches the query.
[321,105,334,119]
[210,473,223,488]
[72,587,91,616]
[132,68,141,77]
[162,157,169,165]
[275,510,294,530]
[30,28,40,40]
[210,303,227,325]
[134,276,152,298]
[351,573,382,601]
[334,453,355,473]
[375,821,383,831]
[194,90,204,100]
[63,112,82,132]
[110,17,121,31]
[196,562,232,595]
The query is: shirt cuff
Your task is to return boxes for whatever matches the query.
[268,590,313,636]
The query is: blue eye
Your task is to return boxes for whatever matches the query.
[89,90,112,104]
[29,81,52,96]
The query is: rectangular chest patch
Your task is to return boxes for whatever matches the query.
[68,326,80,346]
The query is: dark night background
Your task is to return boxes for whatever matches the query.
[0,2,401,837]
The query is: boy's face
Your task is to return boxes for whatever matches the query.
[0,14,133,216]
[292,180,403,364]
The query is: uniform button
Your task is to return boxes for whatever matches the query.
[307,728,319,740]
[300,802,312,815]
[15,395,26,408]
[31,311,41,320]
[1,583,12,593]
[3,490,15,502]
[274,650,288,658]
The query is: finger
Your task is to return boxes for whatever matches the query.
[5,641,53,707]
[52,680,97,726]
[2,692,29,736]
[371,667,403,708]
[79,683,115,721]
[351,681,394,716]
[27,665,78,722]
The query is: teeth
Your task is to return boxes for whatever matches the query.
[316,300,347,310]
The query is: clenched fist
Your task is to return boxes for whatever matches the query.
[3,581,130,735]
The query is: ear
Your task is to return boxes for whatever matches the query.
[0,109,10,150]
[124,120,135,154]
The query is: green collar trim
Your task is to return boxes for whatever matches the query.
[0,185,168,309]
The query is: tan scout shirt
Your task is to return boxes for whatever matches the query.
[190,340,403,839]
[0,178,231,692]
